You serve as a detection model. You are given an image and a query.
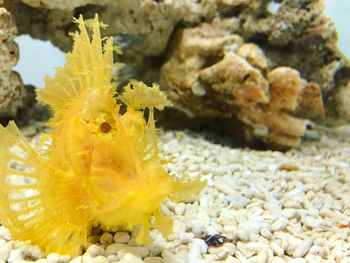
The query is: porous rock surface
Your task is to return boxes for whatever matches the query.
[160,22,324,147]
[3,0,350,147]
[0,4,24,117]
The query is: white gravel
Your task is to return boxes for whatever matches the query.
[1,127,350,263]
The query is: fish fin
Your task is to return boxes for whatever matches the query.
[36,14,119,123]
[153,211,173,237]
[119,80,172,111]
[0,121,89,257]
[171,173,207,202]
[136,109,160,163]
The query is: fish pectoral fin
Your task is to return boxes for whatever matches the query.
[0,121,89,257]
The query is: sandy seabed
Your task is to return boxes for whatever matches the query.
[1,127,350,263]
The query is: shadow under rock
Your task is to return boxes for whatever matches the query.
[156,107,270,150]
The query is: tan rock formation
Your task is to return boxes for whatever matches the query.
[2,0,348,147]
[13,0,216,56]
[160,24,324,148]
[331,81,350,122]
[0,6,24,117]
[9,0,348,117]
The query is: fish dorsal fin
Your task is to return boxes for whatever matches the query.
[37,14,121,123]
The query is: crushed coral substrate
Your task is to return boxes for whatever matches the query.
[1,127,350,263]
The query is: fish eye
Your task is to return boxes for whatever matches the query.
[100,122,112,133]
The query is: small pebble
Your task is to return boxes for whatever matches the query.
[100,233,114,246]
[237,241,270,252]
[305,254,322,263]
[89,256,107,263]
[87,245,105,257]
[8,249,24,263]
[283,199,301,209]
[117,246,149,259]
[82,252,92,263]
[302,216,318,228]
[189,238,207,256]
[260,228,273,240]
[46,253,70,263]
[126,238,137,246]
[0,242,12,261]
[270,241,284,257]
[279,163,300,171]
[255,249,269,263]
[202,254,217,262]
[161,250,183,263]
[22,245,45,260]
[281,208,298,219]
[224,256,241,263]
[271,217,289,231]
[105,243,126,256]
[340,257,350,263]
[185,220,208,236]
[208,242,236,260]
[292,237,314,258]
[143,256,162,263]
[0,227,11,241]
[234,250,249,263]
[309,245,321,255]
[271,257,287,263]
[174,203,186,215]
[114,232,130,244]
[106,255,118,263]
[119,252,142,263]
[289,259,306,263]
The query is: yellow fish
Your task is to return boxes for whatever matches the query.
[0,14,204,256]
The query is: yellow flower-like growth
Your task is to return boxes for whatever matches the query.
[0,14,205,257]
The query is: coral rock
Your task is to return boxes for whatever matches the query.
[331,81,350,122]
[199,52,269,107]
[160,23,324,148]
[296,82,325,118]
[237,43,268,73]
[267,67,303,112]
[6,0,350,126]
[160,24,246,116]
[247,66,323,147]
[6,0,346,146]
[0,7,24,117]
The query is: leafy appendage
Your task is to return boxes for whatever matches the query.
[119,80,172,111]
